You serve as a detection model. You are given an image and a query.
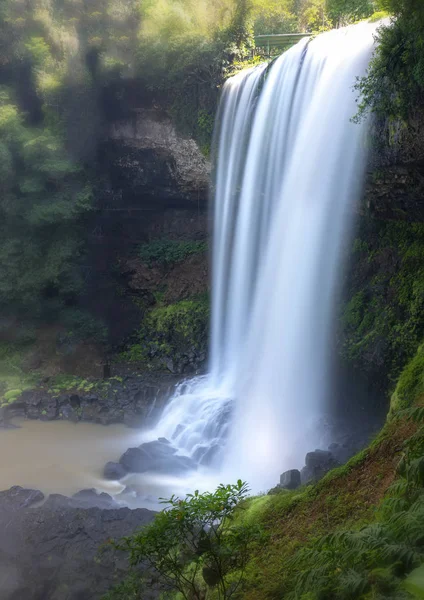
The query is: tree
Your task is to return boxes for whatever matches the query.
[326,0,375,26]
[354,0,424,121]
[0,88,93,316]
[113,481,265,600]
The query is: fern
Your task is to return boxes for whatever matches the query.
[288,441,424,600]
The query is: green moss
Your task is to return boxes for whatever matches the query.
[3,389,22,402]
[391,344,424,412]
[341,220,424,384]
[121,295,210,370]
[138,239,207,267]
[47,374,103,395]
[236,495,273,526]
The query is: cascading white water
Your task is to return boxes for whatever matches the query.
[153,22,378,490]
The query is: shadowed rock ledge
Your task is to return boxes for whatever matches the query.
[0,486,157,600]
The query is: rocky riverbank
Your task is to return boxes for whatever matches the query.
[0,374,179,430]
[0,486,157,600]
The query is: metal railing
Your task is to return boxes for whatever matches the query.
[254,33,311,56]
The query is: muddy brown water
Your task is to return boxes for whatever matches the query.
[0,419,217,509]
[0,419,142,498]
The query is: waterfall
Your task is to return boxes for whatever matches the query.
[154,22,377,490]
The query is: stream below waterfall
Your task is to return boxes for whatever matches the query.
[0,418,222,509]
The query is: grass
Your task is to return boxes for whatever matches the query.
[237,415,420,600]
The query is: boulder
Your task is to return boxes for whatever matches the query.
[104,461,127,480]
[280,469,301,490]
[119,439,196,475]
[140,440,178,458]
[72,489,118,509]
[328,442,353,465]
[192,444,221,466]
[301,449,339,484]
[0,486,44,512]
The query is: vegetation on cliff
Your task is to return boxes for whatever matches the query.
[121,295,209,373]
[340,220,424,389]
[355,0,424,122]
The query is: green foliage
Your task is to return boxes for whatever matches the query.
[136,0,254,149]
[355,0,424,122]
[3,389,22,402]
[0,87,93,317]
[251,0,374,36]
[122,296,209,370]
[391,345,424,411]
[340,220,424,384]
[109,481,265,600]
[0,0,256,336]
[102,573,146,600]
[139,239,208,267]
[285,432,424,600]
[404,565,424,599]
[326,0,375,26]
[0,340,40,400]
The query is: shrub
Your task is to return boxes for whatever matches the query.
[108,481,265,600]
[355,0,424,122]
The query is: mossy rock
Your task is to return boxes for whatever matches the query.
[122,295,209,371]
[3,389,23,403]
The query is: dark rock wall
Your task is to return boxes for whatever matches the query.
[0,487,157,600]
[80,107,210,349]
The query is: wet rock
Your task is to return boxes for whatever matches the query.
[60,404,79,422]
[280,469,301,490]
[19,375,178,427]
[301,449,339,484]
[104,461,127,481]
[0,405,23,429]
[119,447,150,472]
[119,439,196,475]
[193,444,221,466]
[0,486,156,600]
[0,486,44,512]
[141,440,178,458]
[42,491,118,511]
[72,489,118,509]
[328,442,353,465]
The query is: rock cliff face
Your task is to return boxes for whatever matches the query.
[107,108,210,207]
[363,111,424,221]
[338,111,424,404]
[81,108,211,349]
